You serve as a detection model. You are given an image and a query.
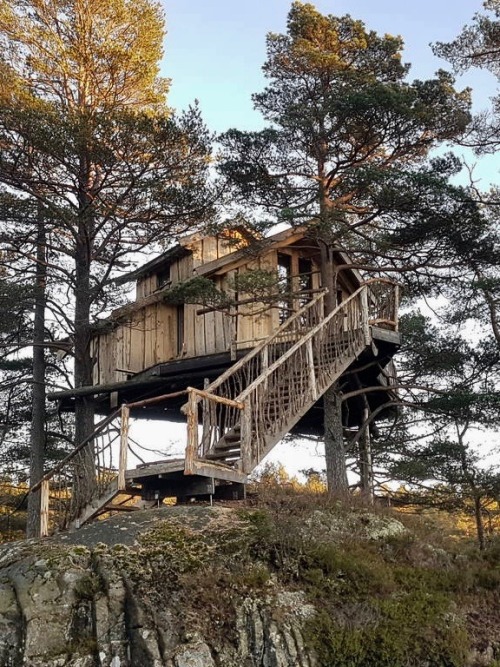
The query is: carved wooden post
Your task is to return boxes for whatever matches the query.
[240,401,252,473]
[40,479,49,538]
[360,286,371,345]
[185,389,198,475]
[306,338,318,401]
[118,405,129,491]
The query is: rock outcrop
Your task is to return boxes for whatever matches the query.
[0,507,316,667]
[0,503,498,666]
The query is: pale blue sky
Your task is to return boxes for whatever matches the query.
[162,0,494,132]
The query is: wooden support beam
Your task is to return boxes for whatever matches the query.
[118,405,129,490]
[40,479,49,538]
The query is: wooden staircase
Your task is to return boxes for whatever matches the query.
[183,283,391,476]
[31,281,398,535]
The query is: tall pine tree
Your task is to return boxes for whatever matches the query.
[0,0,213,518]
[220,2,472,492]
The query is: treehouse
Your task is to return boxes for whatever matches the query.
[43,227,400,534]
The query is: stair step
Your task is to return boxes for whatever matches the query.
[205,452,240,461]
[214,441,242,451]
[221,433,241,443]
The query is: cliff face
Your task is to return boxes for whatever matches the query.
[0,506,318,667]
[0,503,498,667]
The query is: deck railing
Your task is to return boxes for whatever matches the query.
[185,280,399,474]
[30,407,125,536]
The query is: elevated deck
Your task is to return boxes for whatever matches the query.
[50,326,400,432]
[126,458,247,501]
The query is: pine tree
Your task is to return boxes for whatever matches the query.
[220,2,471,492]
[0,0,213,515]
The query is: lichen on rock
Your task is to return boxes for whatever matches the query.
[0,503,498,666]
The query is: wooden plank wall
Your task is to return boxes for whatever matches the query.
[92,237,331,386]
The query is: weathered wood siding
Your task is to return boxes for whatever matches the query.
[91,235,343,386]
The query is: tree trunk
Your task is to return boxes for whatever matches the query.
[473,493,485,551]
[324,381,349,494]
[72,148,97,511]
[359,405,374,503]
[318,239,349,494]
[26,220,47,538]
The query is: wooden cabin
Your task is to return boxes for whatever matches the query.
[53,225,397,429]
[43,226,401,531]
[90,226,355,388]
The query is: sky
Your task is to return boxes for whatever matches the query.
[144,0,499,477]
[161,0,499,188]
[162,0,492,130]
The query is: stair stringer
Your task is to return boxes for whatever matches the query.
[67,478,144,530]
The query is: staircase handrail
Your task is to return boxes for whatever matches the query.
[29,407,122,493]
[237,285,368,402]
[200,289,327,396]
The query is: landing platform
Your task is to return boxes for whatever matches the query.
[125,458,247,501]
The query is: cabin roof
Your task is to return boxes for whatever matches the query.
[115,245,190,285]
[116,224,260,285]
[116,225,363,286]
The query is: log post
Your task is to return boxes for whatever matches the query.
[360,287,371,345]
[40,479,49,538]
[201,378,211,455]
[240,401,252,473]
[185,389,199,475]
[306,338,318,401]
[118,405,129,491]
[261,346,269,392]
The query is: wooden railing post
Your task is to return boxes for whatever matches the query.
[118,405,129,491]
[306,338,318,401]
[40,479,49,538]
[201,378,211,454]
[185,389,199,475]
[240,401,252,474]
[360,287,371,345]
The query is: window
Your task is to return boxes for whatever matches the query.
[277,253,292,324]
[157,265,171,290]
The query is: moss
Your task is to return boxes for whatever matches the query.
[305,591,469,667]
[302,541,397,598]
[74,573,104,601]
